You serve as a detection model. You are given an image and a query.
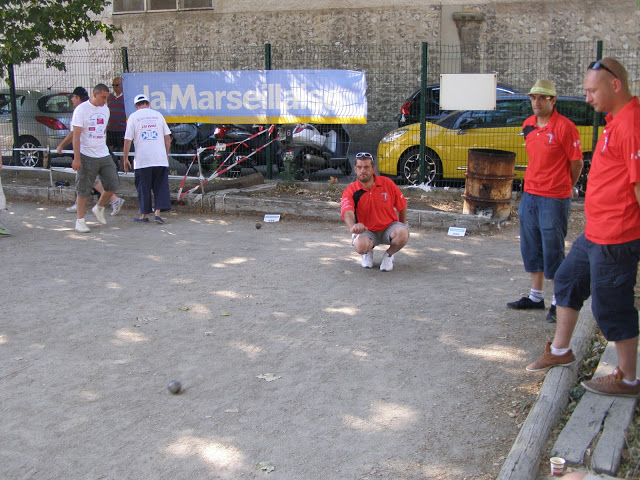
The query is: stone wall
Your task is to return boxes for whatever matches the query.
[103,1,639,55]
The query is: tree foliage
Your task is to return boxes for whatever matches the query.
[0,0,121,79]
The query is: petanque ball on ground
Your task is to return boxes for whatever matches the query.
[168,380,182,394]
[255,222,262,229]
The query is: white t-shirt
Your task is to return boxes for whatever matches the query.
[71,100,110,158]
[124,108,171,169]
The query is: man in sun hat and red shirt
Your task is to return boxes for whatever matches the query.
[507,79,583,323]
[341,152,409,272]
[526,58,640,398]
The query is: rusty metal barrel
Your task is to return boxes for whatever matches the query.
[462,148,516,222]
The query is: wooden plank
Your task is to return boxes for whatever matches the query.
[552,333,640,474]
[551,394,614,463]
[590,339,640,475]
[551,343,619,462]
[591,395,637,475]
[496,303,598,480]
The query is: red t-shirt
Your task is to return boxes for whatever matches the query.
[523,109,583,198]
[585,97,640,245]
[341,174,407,232]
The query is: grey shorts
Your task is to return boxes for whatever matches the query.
[351,221,409,247]
[76,154,119,197]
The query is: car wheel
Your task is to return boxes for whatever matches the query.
[576,153,591,196]
[18,136,43,167]
[399,147,442,185]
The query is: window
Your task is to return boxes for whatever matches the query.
[113,0,212,13]
[39,94,73,114]
[0,94,25,115]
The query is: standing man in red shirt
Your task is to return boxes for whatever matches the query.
[526,58,640,398]
[507,79,583,322]
[341,152,409,272]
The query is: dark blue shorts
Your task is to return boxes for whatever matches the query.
[518,192,571,279]
[554,234,640,341]
[134,166,171,214]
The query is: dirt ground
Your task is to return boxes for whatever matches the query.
[0,195,586,480]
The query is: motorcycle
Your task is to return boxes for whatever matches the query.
[169,122,282,177]
[198,124,283,176]
[278,123,351,180]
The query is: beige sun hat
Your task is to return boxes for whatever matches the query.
[528,79,556,97]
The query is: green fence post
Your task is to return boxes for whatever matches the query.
[419,42,428,184]
[8,64,20,166]
[121,47,129,73]
[265,43,273,180]
[591,40,603,153]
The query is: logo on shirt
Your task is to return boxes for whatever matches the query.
[141,129,159,141]
[545,133,554,145]
[381,192,388,202]
[602,135,609,153]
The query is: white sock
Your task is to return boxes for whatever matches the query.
[622,378,639,386]
[551,295,557,306]
[550,345,569,356]
[529,289,544,303]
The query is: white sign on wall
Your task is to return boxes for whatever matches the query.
[439,73,498,111]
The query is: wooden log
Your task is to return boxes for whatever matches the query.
[496,300,597,480]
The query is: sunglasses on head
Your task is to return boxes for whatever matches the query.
[355,152,373,159]
[588,61,618,79]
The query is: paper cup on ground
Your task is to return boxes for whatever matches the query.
[550,457,566,475]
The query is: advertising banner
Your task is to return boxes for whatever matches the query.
[122,70,367,124]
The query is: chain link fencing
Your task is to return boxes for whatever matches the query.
[2,41,638,188]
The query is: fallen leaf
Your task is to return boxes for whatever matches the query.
[256,373,281,382]
[256,461,275,473]
[221,312,231,316]
[179,307,189,311]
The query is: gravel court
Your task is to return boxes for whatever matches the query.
[0,200,556,480]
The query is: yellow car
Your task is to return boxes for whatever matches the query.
[377,95,603,191]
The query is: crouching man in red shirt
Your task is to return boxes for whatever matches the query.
[340,152,409,272]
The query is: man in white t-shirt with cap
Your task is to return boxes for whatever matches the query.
[122,94,172,224]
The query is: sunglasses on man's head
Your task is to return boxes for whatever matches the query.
[355,152,373,159]
[588,61,618,79]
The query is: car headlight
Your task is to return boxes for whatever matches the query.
[381,129,408,143]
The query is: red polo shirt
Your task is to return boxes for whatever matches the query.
[523,109,583,198]
[341,174,407,232]
[585,97,640,244]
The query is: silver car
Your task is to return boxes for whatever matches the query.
[0,89,74,167]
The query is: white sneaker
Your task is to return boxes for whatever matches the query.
[110,198,125,216]
[75,218,90,233]
[92,204,107,224]
[361,251,374,268]
[66,203,77,213]
[380,253,394,272]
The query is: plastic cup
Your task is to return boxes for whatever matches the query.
[550,457,566,476]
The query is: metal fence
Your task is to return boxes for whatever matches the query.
[2,40,639,186]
